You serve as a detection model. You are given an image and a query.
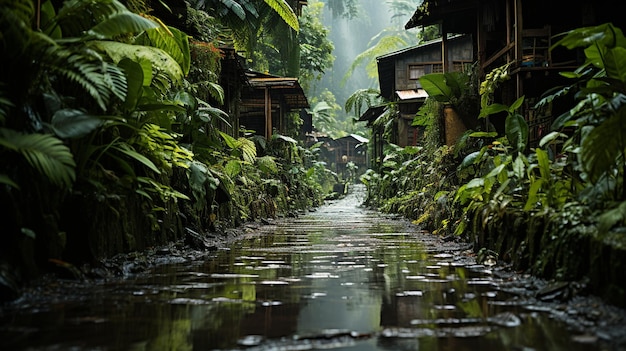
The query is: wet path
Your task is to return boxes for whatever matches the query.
[1,185,624,350]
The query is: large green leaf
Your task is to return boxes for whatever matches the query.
[87,12,159,39]
[217,0,246,20]
[112,143,161,174]
[600,46,626,82]
[0,129,76,188]
[419,73,454,102]
[50,109,103,138]
[581,109,626,182]
[478,103,509,118]
[256,155,278,174]
[273,134,297,144]
[219,131,238,149]
[225,159,242,177]
[90,41,183,83]
[505,113,528,153]
[117,58,144,110]
[553,23,626,51]
[597,200,626,234]
[140,26,191,76]
[51,0,131,37]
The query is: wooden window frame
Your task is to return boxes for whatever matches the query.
[408,62,444,80]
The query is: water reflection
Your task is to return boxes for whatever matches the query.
[0,187,609,350]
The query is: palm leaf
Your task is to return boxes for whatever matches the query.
[2,0,34,24]
[217,0,247,20]
[262,0,298,31]
[0,128,76,188]
[345,88,381,117]
[207,82,225,104]
[344,35,407,83]
[0,173,19,189]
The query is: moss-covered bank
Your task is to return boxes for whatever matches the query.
[467,207,626,307]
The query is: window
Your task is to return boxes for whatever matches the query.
[408,63,443,80]
[452,61,472,72]
[409,65,425,80]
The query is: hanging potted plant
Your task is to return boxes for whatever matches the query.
[419,71,479,146]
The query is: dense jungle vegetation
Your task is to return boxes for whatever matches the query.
[0,0,341,300]
[361,23,626,306]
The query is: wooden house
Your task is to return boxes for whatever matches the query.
[360,35,473,169]
[378,34,473,146]
[404,0,626,147]
[239,71,309,139]
[218,47,250,137]
[312,133,369,180]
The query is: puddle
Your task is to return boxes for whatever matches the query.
[0,185,624,350]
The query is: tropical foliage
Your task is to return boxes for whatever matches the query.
[360,23,626,295]
[0,0,330,298]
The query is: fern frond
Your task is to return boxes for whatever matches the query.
[1,0,34,25]
[43,45,127,111]
[1,5,35,59]
[238,137,256,163]
[256,155,278,174]
[207,82,225,104]
[0,128,76,188]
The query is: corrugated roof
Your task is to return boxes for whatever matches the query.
[358,105,387,123]
[376,34,465,61]
[349,134,369,143]
[396,89,428,100]
[404,0,478,31]
[245,71,309,109]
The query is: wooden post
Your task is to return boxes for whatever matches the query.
[265,87,272,139]
[515,0,523,98]
[442,22,448,73]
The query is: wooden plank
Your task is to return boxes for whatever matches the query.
[482,42,515,68]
